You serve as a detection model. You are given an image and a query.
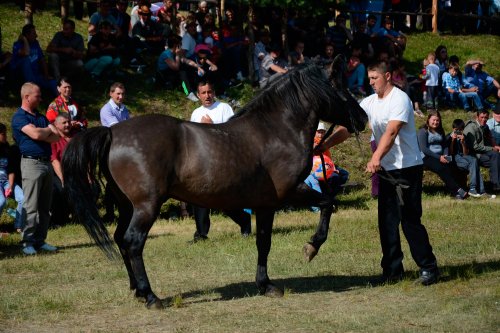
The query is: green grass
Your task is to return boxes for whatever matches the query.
[0,201,499,332]
[0,3,500,332]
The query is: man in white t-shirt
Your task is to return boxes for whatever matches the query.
[363,61,439,286]
[189,81,251,242]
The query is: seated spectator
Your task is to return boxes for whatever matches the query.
[50,113,74,227]
[288,40,307,68]
[156,35,182,89]
[111,0,132,37]
[304,122,349,212]
[326,13,353,57]
[132,5,168,55]
[417,111,469,199]
[201,12,217,35]
[372,17,406,59]
[221,22,246,84]
[10,24,57,97]
[178,11,201,38]
[195,0,209,29]
[110,0,135,66]
[346,44,366,97]
[252,29,269,83]
[181,19,198,60]
[442,63,483,112]
[314,43,335,67]
[464,110,500,192]
[464,59,500,109]
[84,21,121,82]
[434,45,448,87]
[46,19,85,81]
[88,0,120,40]
[447,118,486,197]
[201,22,215,49]
[193,44,223,94]
[131,0,161,32]
[0,123,24,233]
[46,77,87,131]
[486,105,500,146]
[366,14,379,36]
[158,0,178,35]
[259,43,288,89]
[0,27,12,104]
[351,20,374,64]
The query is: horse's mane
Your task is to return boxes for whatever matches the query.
[231,65,335,121]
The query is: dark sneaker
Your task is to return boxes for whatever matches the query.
[414,268,440,286]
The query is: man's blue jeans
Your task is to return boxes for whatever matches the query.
[454,154,485,193]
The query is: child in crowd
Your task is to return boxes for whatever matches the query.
[0,123,24,232]
[423,52,440,110]
[442,63,483,112]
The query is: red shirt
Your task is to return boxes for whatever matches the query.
[51,136,69,162]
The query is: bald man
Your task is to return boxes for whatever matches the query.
[12,82,60,255]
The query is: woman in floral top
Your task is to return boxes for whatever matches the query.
[46,77,87,131]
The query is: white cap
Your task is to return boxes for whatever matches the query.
[317,122,326,131]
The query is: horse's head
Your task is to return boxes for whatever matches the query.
[322,55,368,135]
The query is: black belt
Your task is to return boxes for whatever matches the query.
[22,155,50,162]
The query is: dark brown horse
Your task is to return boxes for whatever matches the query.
[62,61,367,308]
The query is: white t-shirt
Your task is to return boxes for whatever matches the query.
[425,63,440,87]
[360,86,423,171]
[190,101,234,124]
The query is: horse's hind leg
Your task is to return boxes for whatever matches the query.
[113,195,136,291]
[254,209,283,297]
[122,204,162,309]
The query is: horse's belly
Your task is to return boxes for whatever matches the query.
[172,172,289,209]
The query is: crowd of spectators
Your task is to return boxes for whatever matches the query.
[0,1,499,247]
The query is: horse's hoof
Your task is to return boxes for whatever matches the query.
[145,296,164,309]
[264,284,284,298]
[303,243,318,262]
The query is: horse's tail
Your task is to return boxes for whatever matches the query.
[62,126,119,259]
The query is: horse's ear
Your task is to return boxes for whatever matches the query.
[329,54,347,90]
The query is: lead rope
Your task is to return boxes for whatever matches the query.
[376,167,409,206]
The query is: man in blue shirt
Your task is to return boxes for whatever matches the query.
[11,24,57,97]
[11,83,60,255]
[100,82,130,127]
[100,82,130,222]
[465,59,500,109]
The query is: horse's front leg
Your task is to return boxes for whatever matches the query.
[286,183,336,262]
[303,204,334,262]
[123,206,163,309]
[254,209,283,297]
